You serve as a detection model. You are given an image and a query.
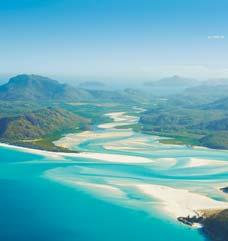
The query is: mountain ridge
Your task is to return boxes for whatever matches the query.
[0,74,92,101]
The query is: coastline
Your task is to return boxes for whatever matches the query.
[0,142,154,164]
[144,131,228,151]
[53,130,133,149]
[135,184,228,221]
[0,142,68,159]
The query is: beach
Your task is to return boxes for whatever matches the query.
[136,184,228,218]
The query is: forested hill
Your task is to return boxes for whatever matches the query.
[0,107,89,151]
[0,74,150,104]
[0,74,92,101]
[139,98,228,149]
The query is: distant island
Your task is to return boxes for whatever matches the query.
[143,75,201,95]
[144,75,200,87]
[78,81,106,90]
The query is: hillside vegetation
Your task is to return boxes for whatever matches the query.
[0,74,92,101]
[0,74,151,104]
[201,209,228,241]
[0,107,89,151]
[140,88,228,149]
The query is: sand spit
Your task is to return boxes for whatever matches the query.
[0,142,153,164]
[54,130,133,149]
[136,184,228,218]
[186,158,228,168]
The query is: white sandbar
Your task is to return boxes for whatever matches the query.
[136,184,228,218]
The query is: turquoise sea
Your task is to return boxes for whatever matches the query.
[1,111,228,241]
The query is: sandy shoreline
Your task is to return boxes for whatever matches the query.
[185,158,228,168]
[0,142,64,159]
[54,130,133,149]
[68,152,154,163]
[136,184,228,219]
[0,142,153,164]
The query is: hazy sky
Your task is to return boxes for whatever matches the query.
[0,0,228,81]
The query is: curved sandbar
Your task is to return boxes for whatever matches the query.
[135,184,228,220]
[53,130,133,149]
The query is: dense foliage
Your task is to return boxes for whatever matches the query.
[0,107,89,140]
[202,209,228,241]
[140,91,228,149]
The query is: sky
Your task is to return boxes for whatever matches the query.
[0,0,228,82]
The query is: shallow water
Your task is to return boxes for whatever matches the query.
[1,111,228,241]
